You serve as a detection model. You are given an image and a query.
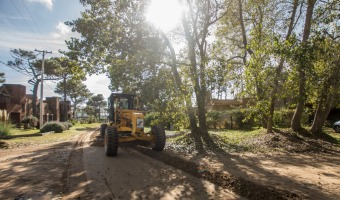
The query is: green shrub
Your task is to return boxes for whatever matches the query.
[207,111,224,129]
[69,118,78,125]
[21,115,38,123]
[62,122,73,130]
[206,109,258,129]
[144,112,187,130]
[0,122,11,136]
[40,122,65,133]
[144,112,157,127]
[273,109,310,128]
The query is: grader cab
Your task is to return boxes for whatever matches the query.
[100,93,166,156]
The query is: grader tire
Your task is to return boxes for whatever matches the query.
[104,126,119,156]
[100,124,107,137]
[151,125,166,151]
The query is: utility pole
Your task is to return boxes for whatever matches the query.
[35,49,52,129]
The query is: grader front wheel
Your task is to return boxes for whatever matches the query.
[150,125,166,151]
[105,126,119,156]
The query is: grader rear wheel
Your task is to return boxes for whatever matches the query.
[104,126,119,156]
[150,125,166,151]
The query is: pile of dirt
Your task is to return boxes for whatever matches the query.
[165,129,339,154]
[165,133,197,154]
[133,146,302,200]
[243,130,339,153]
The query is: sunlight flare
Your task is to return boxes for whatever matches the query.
[146,0,183,31]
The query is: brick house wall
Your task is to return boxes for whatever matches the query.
[0,84,72,125]
[0,84,26,125]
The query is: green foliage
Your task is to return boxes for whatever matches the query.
[273,109,295,128]
[86,94,107,120]
[64,0,339,135]
[207,111,223,129]
[144,112,156,127]
[40,122,65,133]
[144,111,187,130]
[62,122,73,130]
[21,115,38,123]
[69,118,78,125]
[206,109,256,129]
[0,72,5,83]
[0,122,11,136]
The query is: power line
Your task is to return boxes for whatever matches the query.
[21,0,53,50]
[10,1,47,49]
[45,81,55,91]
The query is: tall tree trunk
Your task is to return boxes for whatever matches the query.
[32,80,40,117]
[310,63,339,134]
[291,0,316,131]
[72,100,77,119]
[161,30,204,153]
[182,11,208,136]
[267,0,299,133]
[238,0,254,56]
[182,4,208,135]
[160,32,198,132]
[310,93,334,134]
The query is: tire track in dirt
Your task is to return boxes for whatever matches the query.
[63,129,98,199]
[87,132,241,200]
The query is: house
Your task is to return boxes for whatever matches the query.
[0,84,26,125]
[59,100,72,121]
[0,84,72,125]
[45,97,60,121]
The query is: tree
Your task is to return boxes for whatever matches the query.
[267,0,300,133]
[66,0,171,106]
[216,0,284,129]
[52,57,85,121]
[0,72,5,83]
[6,49,60,117]
[291,0,317,131]
[86,94,107,120]
[176,0,229,138]
[55,78,92,118]
[309,0,340,134]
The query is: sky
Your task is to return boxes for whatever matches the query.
[0,0,111,101]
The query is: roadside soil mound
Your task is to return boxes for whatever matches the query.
[133,130,339,200]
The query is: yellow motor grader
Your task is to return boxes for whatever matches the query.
[100,93,166,156]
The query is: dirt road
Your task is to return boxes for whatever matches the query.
[1,129,339,200]
[0,130,241,199]
[80,132,241,199]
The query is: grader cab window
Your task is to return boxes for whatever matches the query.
[118,98,129,110]
[108,93,135,122]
